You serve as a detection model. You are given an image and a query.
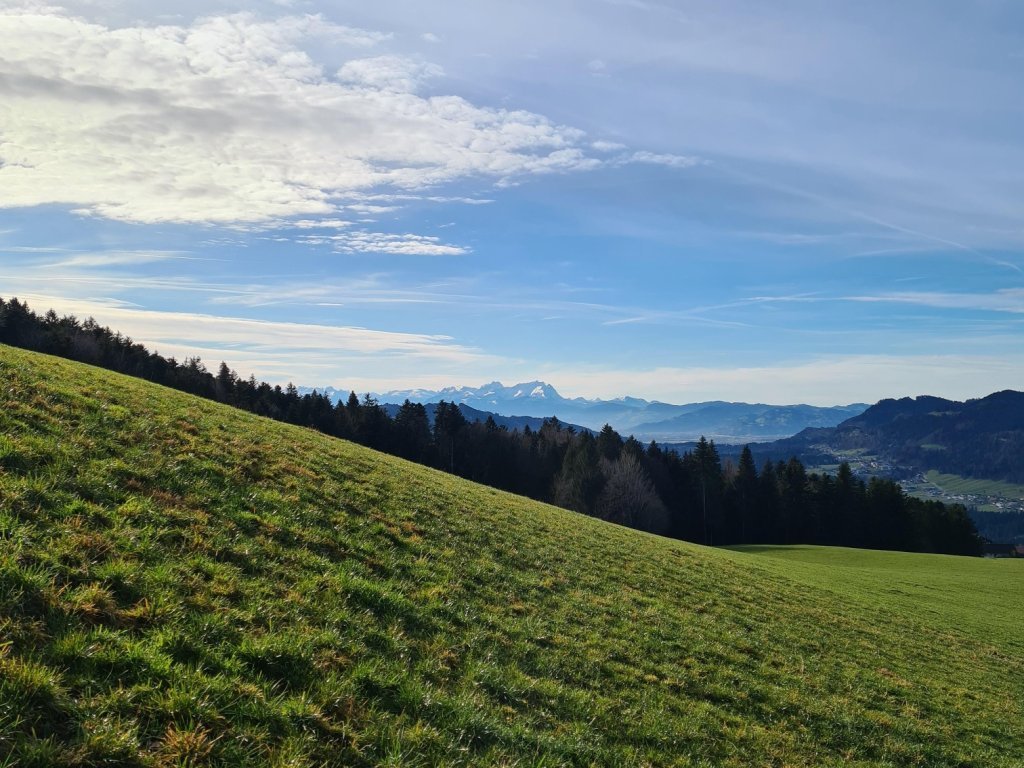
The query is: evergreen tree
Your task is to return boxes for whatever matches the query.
[757,460,782,542]
[778,458,810,543]
[693,437,723,545]
[433,401,467,472]
[596,424,623,461]
[215,362,237,404]
[358,394,389,450]
[394,400,431,462]
[732,446,759,544]
[553,431,604,514]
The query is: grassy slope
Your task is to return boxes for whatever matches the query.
[1,346,1022,767]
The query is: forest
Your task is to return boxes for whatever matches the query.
[0,297,981,555]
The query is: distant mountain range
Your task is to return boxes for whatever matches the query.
[300,380,868,443]
[764,390,1024,484]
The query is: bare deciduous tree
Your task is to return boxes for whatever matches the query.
[596,454,668,533]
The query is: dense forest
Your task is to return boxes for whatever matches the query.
[0,297,982,555]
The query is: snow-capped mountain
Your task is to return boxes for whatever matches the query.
[299,380,868,443]
[379,381,564,408]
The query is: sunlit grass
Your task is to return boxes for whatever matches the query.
[1,345,1022,766]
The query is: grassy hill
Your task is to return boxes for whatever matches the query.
[1,345,1022,767]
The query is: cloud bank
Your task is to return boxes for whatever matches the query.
[0,8,598,225]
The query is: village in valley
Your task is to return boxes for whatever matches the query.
[806,448,1024,516]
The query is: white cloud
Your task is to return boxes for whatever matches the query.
[290,218,352,229]
[336,54,442,92]
[0,9,598,225]
[421,32,440,43]
[426,196,494,205]
[345,204,399,215]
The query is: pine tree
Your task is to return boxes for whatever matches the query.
[733,446,759,544]
[553,431,604,514]
[693,437,723,545]
[394,400,431,462]
[596,424,623,461]
[433,401,467,472]
[215,362,237,404]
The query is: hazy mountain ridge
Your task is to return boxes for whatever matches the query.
[630,401,869,442]
[302,381,868,442]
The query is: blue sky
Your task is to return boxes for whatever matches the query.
[2,0,1023,404]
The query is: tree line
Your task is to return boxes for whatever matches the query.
[0,297,982,555]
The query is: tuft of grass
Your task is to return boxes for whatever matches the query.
[0,344,1022,766]
[157,722,217,767]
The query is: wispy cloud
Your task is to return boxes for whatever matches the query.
[1,245,73,253]
[847,289,1024,315]
[626,151,703,169]
[713,289,1024,318]
[46,251,185,268]
[12,294,501,382]
[298,230,469,255]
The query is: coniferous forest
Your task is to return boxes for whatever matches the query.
[0,297,981,555]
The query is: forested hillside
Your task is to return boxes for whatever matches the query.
[0,297,980,555]
[774,391,1024,484]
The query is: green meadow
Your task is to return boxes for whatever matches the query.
[727,545,1023,656]
[1,345,1022,766]
[923,471,1024,500]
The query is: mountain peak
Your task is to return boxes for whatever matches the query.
[510,381,559,400]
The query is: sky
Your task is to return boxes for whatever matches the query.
[1,0,1023,405]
